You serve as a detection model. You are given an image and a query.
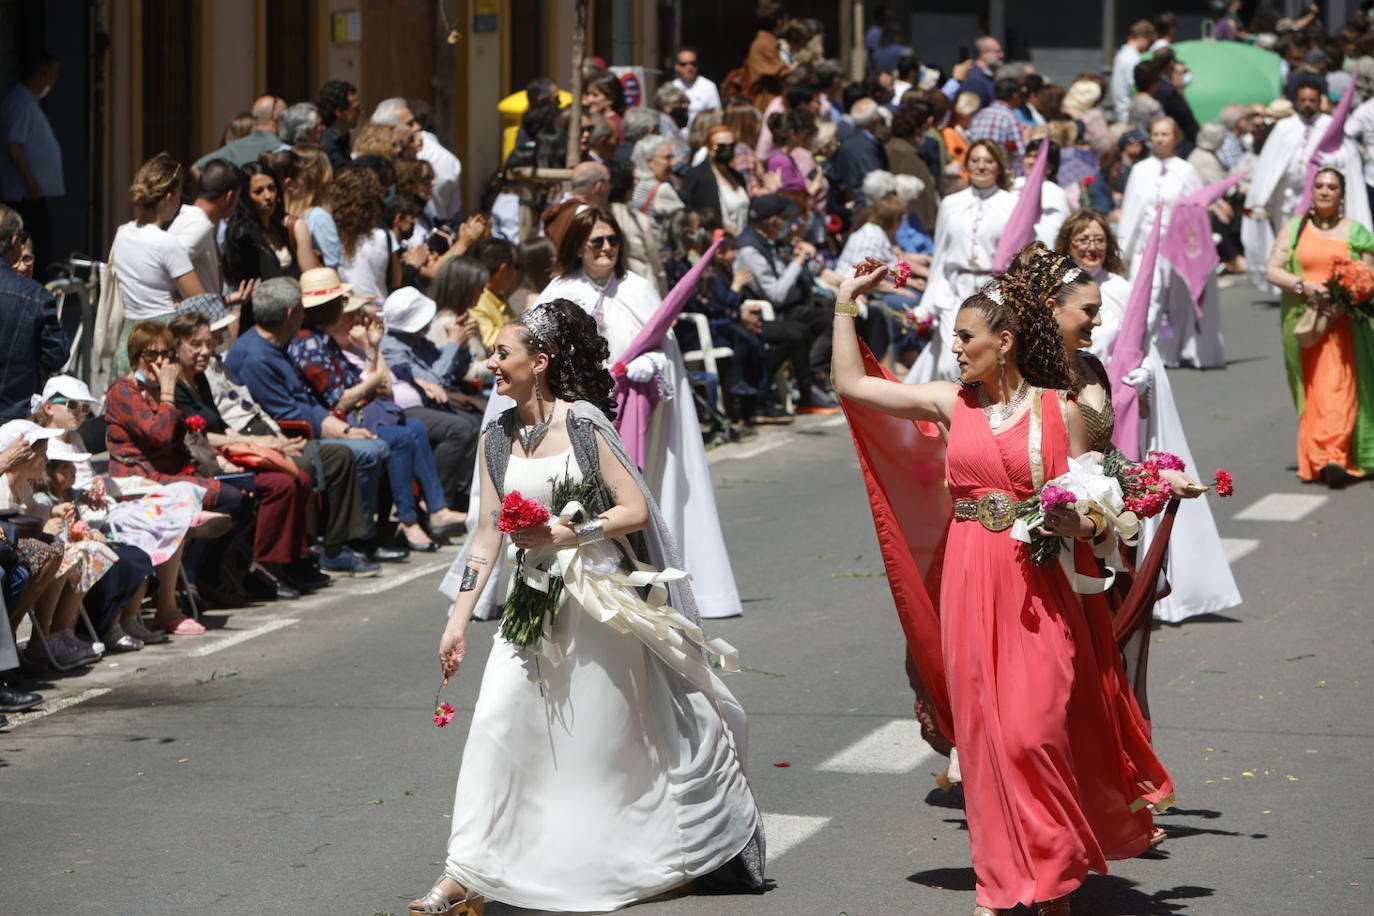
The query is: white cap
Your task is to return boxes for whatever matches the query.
[0,419,64,453]
[46,438,92,463]
[383,286,438,335]
[29,375,101,414]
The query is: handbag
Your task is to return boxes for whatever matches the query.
[222,443,309,483]
[1293,299,1335,349]
[183,430,221,476]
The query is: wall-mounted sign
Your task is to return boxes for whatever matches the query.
[474,0,499,34]
[331,10,362,43]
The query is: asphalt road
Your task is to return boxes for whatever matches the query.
[3,278,1371,916]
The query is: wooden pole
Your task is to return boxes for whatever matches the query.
[566,0,588,168]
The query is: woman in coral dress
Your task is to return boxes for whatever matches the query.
[833,253,1173,915]
[1264,167,1374,485]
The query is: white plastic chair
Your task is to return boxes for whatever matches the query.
[675,312,734,414]
[742,299,795,414]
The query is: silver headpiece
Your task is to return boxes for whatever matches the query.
[1062,266,1087,285]
[983,280,1006,305]
[519,303,560,348]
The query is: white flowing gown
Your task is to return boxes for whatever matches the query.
[905,185,1017,382]
[1118,154,1226,369]
[534,269,744,618]
[1090,270,1242,622]
[442,449,761,911]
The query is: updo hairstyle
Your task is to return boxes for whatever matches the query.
[514,299,617,419]
[129,153,184,222]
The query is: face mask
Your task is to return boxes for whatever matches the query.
[1241,132,1254,152]
[133,369,150,385]
[1181,72,1194,88]
[670,107,690,129]
[713,144,735,165]
[38,84,52,99]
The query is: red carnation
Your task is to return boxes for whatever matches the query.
[498,490,550,533]
[1146,450,1186,472]
[612,361,627,378]
[180,463,197,475]
[185,415,207,433]
[1083,175,1096,186]
[433,701,456,727]
[1212,469,1234,498]
[1004,140,1017,152]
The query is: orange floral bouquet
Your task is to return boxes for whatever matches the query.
[1323,257,1374,319]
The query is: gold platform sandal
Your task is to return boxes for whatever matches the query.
[972,906,1000,915]
[407,878,483,916]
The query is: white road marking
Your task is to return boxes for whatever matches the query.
[818,414,849,428]
[1234,493,1328,522]
[709,435,795,463]
[760,812,831,859]
[1220,538,1261,564]
[350,558,453,595]
[2,688,111,729]
[190,618,300,657]
[817,719,936,774]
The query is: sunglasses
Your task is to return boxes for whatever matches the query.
[587,234,620,250]
[141,348,175,361]
[49,396,91,412]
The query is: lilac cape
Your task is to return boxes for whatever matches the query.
[1161,169,1251,309]
[991,144,1050,273]
[1107,210,1163,460]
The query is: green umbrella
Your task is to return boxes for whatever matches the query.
[1147,40,1283,123]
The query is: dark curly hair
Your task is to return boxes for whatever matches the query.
[958,243,1080,391]
[514,299,617,419]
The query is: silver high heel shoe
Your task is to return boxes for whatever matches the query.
[973,906,1000,916]
[407,879,483,916]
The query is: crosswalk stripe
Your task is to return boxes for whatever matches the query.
[817,719,936,774]
[1220,537,1261,564]
[760,812,831,860]
[1234,493,1327,522]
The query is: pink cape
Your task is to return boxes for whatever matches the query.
[1160,169,1250,307]
[1296,76,1358,215]
[611,238,723,467]
[1107,210,1163,460]
[992,143,1050,273]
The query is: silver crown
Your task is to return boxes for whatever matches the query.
[982,280,1006,305]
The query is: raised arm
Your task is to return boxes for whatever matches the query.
[830,260,957,423]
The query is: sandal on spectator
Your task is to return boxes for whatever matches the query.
[187,511,233,539]
[153,615,207,636]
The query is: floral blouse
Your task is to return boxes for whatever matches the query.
[286,329,359,410]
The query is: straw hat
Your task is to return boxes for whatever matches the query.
[300,267,365,311]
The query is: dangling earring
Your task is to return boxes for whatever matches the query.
[534,370,543,403]
[996,350,1005,366]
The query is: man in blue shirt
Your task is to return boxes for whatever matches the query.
[1,53,64,274]
[0,205,67,420]
[959,36,1003,110]
[225,277,401,568]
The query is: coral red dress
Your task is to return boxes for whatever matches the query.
[941,387,1174,909]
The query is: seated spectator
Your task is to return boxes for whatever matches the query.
[379,286,484,509]
[734,194,853,408]
[581,74,626,142]
[224,278,401,564]
[0,419,134,663]
[829,98,888,207]
[170,297,374,577]
[168,159,252,307]
[968,78,1025,176]
[607,160,669,294]
[169,310,342,595]
[106,320,313,603]
[30,375,205,644]
[511,238,555,315]
[287,275,467,550]
[109,154,206,374]
[893,174,935,258]
[630,135,687,241]
[333,167,397,302]
[264,145,331,271]
[723,100,769,195]
[543,161,611,248]
[883,105,939,237]
[276,102,323,149]
[0,205,67,420]
[836,193,920,315]
[7,228,34,277]
[681,125,751,235]
[409,99,463,225]
[467,237,523,351]
[223,161,303,324]
[427,256,490,368]
[351,123,402,160]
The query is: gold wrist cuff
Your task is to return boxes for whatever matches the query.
[1076,508,1106,541]
[835,301,860,317]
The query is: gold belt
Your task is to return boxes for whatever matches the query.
[953,492,1016,531]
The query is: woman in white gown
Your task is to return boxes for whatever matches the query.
[1117,116,1224,369]
[1057,211,1241,623]
[410,301,764,915]
[531,205,743,618]
[906,139,1017,383]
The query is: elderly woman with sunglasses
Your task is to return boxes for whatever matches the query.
[533,206,743,619]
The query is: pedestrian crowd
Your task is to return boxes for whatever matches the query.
[1,3,1372,908]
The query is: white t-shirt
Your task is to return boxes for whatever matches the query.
[110,221,195,320]
[418,130,462,223]
[167,204,223,294]
[672,76,722,124]
[339,227,391,302]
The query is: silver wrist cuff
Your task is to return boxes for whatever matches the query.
[573,519,606,546]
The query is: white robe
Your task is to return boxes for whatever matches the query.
[1242,113,1371,293]
[1013,174,1072,249]
[533,269,744,619]
[1118,155,1225,368]
[905,185,1016,383]
[1090,270,1243,622]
